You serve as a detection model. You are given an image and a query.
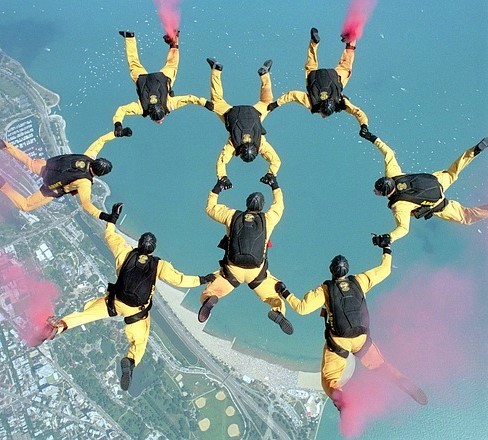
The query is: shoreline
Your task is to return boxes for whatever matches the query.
[2,45,321,392]
[114,226,319,390]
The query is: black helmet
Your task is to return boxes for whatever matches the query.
[239,143,258,162]
[374,177,395,196]
[149,104,166,122]
[138,232,157,254]
[320,98,336,117]
[91,158,112,177]
[329,255,349,278]
[246,192,264,212]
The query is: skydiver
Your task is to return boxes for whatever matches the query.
[0,132,129,220]
[206,57,281,189]
[267,28,369,133]
[360,128,488,246]
[198,174,293,335]
[114,30,213,136]
[274,248,428,411]
[45,203,216,391]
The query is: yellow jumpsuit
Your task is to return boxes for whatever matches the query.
[60,223,201,366]
[201,188,286,315]
[284,253,398,398]
[113,35,207,124]
[375,138,488,243]
[0,131,115,219]
[276,39,368,126]
[209,68,281,178]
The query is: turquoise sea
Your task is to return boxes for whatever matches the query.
[2,1,487,438]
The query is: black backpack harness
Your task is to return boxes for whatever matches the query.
[217,210,268,289]
[39,154,94,198]
[106,249,160,324]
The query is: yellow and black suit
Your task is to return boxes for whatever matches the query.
[375,137,488,243]
[0,132,115,219]
[283,252,395,399]
[200,188,286,314]
[113,35,207,124]
[209,67,281,179]
[59,223,201,366]
[275,36,367,125]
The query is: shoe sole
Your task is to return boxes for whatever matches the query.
[198,296,219,323]
[120,358,133,391]
[268,310,294,335]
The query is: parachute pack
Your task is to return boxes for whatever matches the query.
[113,249,160,307]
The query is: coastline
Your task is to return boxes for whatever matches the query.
[114,226,318,391]
[2,46,322,393]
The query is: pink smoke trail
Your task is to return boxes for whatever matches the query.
[0,255,60,347]
[341,0,378,42]
[154,0,181,39]
[337,263,480,437]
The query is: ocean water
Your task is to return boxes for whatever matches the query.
[1,1,487,438]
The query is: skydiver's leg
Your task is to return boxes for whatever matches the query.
[334,41,356,88]
[61,297,110,329]
[305,39,319,79]
[321,344,349,400]
[160,47,180,87]
[199,271,235,303]
[0,185,53,211]
[2,141,46,175]
[434,200,488,224]
[253,72,273,121]
[124,315,151,366]
[251,272,286,314]
[356,339,428,405]
[433,147,477,191]
[125,36,148,83]
[210,69,231,122]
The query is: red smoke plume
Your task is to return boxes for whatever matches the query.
[341,0,377,42]
[154,0,181,39]
[338,263,481,437]
[0,255,60,347]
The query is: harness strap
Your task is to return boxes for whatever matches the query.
[412,197,448,220]
[219,260,241,288]
[325,324,349,359]
[354,334,373,359]
[124,299,153,325]
[106,283,117,317]
[248,259,269,290]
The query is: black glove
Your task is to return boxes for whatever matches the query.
[267,101,279,112]
[114,122,123,137]
[260,173,279,190]
[359,124,377,143]
[0,139,6,150]
[372,233,391,248]
[199,273,216,285]
[275,281,291,299]
[204,100,214,111]
[212,176,233,194]
[99,202,124,224]
[121,127,132,137]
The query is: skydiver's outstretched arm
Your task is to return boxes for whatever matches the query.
[215,141,235,179]
[259,138,281,177]
[168,95,210,112]
[112,101,144,126]
[83,131,117,159]
[275,91,312,109]
[372,138,403,178]
[354,249,392,295]
[343,97,368,127]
